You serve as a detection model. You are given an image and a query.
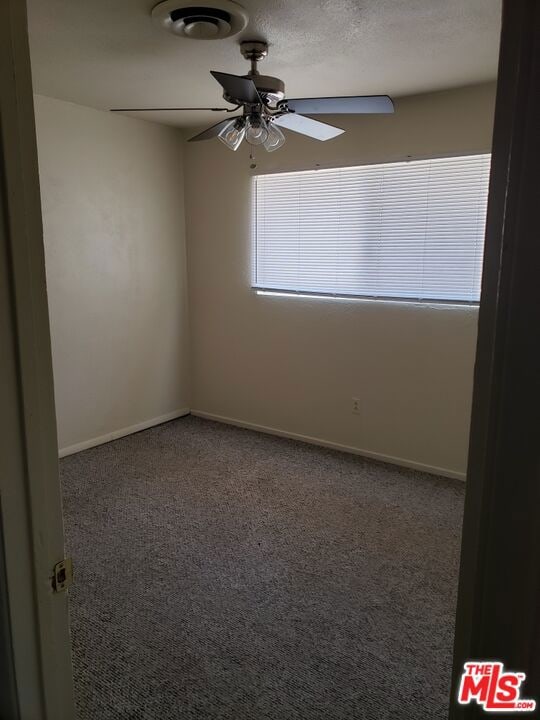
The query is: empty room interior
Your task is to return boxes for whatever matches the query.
[25,1,501,717]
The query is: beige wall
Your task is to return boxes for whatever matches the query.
[184,83,496,478]
[35,83,496,475]
[34,95,190,454]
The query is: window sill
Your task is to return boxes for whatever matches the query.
[254,289,480,309]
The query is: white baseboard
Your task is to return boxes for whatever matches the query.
[58,408,190,458]
[191,410,466,481]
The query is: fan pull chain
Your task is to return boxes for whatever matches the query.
[250,148,257,169]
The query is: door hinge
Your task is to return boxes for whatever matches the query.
[52,557,73,593]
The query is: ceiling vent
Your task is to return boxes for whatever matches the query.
[152,0,248,40]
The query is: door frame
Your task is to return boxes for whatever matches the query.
[0,1,75,718]
[450,0,540,716]
[2,0,539,718]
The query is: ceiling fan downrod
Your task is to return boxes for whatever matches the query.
[240,40,268,77]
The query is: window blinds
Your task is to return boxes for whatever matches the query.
[252,154,491,303]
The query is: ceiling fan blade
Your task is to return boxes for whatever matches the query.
[210,71,261,105]
[274,113,344,141]
[188,119,234,142]
[282,95,394,115]
[110,107,231,112]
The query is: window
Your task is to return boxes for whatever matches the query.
[252,154,491,304]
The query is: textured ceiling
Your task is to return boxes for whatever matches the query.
[27,0,501,128]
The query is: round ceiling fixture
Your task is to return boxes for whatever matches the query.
[152,0,248,40]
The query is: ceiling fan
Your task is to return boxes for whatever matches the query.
[112,41,394,152]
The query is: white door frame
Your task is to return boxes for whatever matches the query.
[0,1,75,718]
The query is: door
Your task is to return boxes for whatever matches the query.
[0,0,75,718]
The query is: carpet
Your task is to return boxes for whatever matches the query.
[60,415,464,719]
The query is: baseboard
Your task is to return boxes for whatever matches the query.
[191,410,466,481]
[60,406,467,480]
[58,408,191,458]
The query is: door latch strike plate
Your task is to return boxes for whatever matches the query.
[52,558,73,593]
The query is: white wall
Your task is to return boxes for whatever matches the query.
[34,95,190,454]
[184,83,496,479]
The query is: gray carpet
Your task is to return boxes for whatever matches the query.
[61,415,464,719]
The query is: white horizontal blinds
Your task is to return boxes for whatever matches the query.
[253,154,491,302]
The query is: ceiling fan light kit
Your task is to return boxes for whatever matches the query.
[218,115,286,152]
[114,12,395,155]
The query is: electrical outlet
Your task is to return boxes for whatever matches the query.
[352,397,361,415]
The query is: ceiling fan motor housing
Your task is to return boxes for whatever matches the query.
[249,75,285,106]
[152,0,248,39]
